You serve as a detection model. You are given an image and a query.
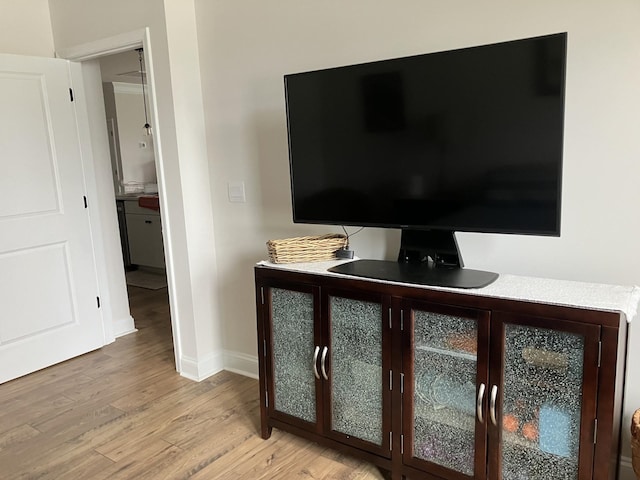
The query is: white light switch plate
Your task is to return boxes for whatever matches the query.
[228,181,246,203]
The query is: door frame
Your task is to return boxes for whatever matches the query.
[56,28,181,369]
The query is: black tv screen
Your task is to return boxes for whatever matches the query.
[285,33,567,237]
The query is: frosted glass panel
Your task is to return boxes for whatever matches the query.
[413,310,477,475]
[330,296,383,445]
[501,324,584,480]
[271,288,316,423]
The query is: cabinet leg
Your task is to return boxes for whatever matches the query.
[260,424,272,440]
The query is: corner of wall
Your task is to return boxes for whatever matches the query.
[223,350,259,379]
[179,351,225,381]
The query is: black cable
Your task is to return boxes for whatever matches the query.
[341,226,365,248]
[137,48,151,133]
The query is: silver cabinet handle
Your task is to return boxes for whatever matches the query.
[490,384,498,427]
[320,346,329,380]
[312,346,320,380]
[477,383,486,424]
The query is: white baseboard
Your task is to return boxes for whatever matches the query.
[179,351,224,382]
[113,315,137,338]
[176,350,258,382]
[619,456,634,480]
[223,350,259,379]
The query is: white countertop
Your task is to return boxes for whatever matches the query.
[116,193,159,201]
[257,259,640,323]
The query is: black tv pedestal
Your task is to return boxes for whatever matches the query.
[328,259,498,289]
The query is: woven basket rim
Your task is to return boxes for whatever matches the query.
[266,233,347,264]
[267,233,346,244]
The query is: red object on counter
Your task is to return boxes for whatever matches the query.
[138,195,160,211]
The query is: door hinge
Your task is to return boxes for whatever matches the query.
[263,339,267,357]
[389,370,393,391]
[260,286,265,304]
[400,372,405,394]
[597,341,602,367]
[401,434,404,454]
[96,296,101,308]
[265,389,269,408]
[400,310,404,331]
[388,307,392,329]
[389,431,393,451]
[83,196,88,208]
[69,88,74,102]
[594,418,598,444]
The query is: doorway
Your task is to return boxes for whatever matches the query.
[99,48,170,340]
[57,29,180,370]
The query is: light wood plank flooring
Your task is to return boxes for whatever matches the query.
[0,286,385,479]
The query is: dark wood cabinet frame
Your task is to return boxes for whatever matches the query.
[255,265,628,480]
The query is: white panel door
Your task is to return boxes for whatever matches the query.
[0,54,105,383]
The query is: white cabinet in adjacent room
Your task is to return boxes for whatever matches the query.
[124,200,165,269]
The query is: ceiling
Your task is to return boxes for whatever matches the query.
[99,49,145,84]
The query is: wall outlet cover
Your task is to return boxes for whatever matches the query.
[228,181,246,203]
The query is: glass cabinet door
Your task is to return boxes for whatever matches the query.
[324,291,390,456]
[405,302,490,478]
[270,287,317,425]
[494,318,600,480]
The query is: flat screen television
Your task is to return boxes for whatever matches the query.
[284,33,567,288]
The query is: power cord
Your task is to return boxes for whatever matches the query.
[336,226,365,259]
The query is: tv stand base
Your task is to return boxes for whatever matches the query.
[328,259,499,289]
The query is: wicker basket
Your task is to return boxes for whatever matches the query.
[632,409,640,479]
[267,234,347,264]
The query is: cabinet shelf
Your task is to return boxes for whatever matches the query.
[414,400,476,434]
[503,430,543,452]
[415,344,477,362]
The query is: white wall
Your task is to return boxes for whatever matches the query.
[112,83,157,186]
[0,0,54,57]
[194,0,640,465]
[162,0,223,375]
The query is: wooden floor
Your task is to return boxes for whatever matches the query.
[0,286,385,479]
